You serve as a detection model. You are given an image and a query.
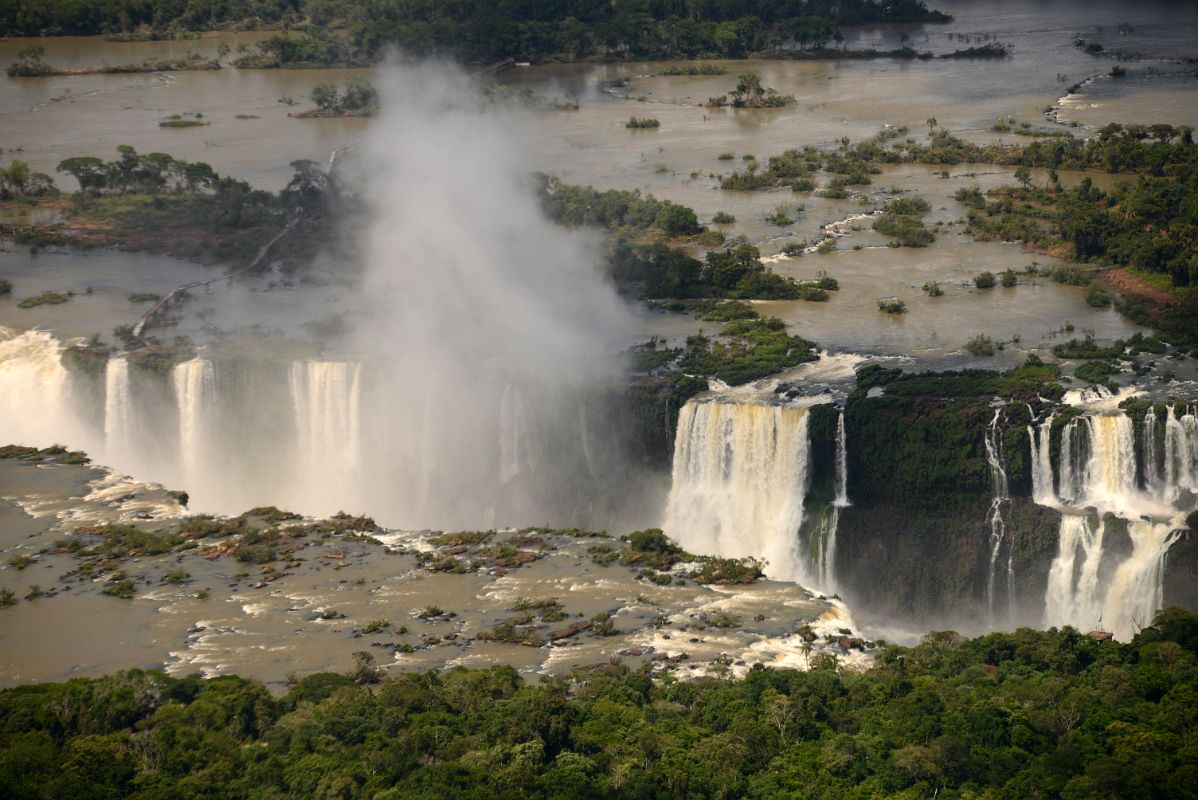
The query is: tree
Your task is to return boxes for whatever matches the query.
[310,83,339,111]
[735,73,763,99]
[0,159,30,196]
[926,116,938,134]
[283,159,330,214]
[1014,165,1032,190]
[56,156,106,194]
[655,203,701,237]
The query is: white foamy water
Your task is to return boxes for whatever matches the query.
[1036,407,1193,639]
[173,358,216,491]
[289,360,363,515]
[665,400,811,582]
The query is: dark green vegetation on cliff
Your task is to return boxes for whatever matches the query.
[2,609,1195,799]
[826,363,1068,620]
[0,1,950,63]
[845,363,1064,509]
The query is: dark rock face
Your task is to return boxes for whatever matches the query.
[832,496,1060,629]
[1164,533,1198,612]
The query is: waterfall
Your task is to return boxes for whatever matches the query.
[1028,413,1057,506]
[984,409,1011,622]
[1058,417,1087,505]
[833,409,849,508]
[0,327,81,446]
[289,361,362,513]
[664,400,811,582]
[1143,409,1161,498]
[1043,410,1189,640]
[1056,415,1138,508]
[1086,414,1138,506]
[173,358,216,486]
[104,358,135,467]
[1164,405,1197,500]
[1103,521,1183,640]
[810,505,839,595]
[499,384,538,483]
[1043,513,1106,630]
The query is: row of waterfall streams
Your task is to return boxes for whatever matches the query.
[2,325,1195,642]
[1029,406,1196,639]
[1,322,677,534]
[663,390,1196,641]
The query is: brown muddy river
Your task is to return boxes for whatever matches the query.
[0,458,856,689]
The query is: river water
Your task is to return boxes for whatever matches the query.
[4,0,1189,359]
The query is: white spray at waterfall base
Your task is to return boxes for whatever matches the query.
[0,327,91,449]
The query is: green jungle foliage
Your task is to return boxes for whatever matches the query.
[0,2,952,63]
[539,177,703,239]
[2,608,1195,799]
[680,317,818,385]
[963,169,1198,289]
[608,239,809,301]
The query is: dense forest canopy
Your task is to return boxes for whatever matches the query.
[0,1,951,61]
[1,608,1195,799]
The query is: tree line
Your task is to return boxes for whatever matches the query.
[1,608,1194,799]
[2,1,951,63]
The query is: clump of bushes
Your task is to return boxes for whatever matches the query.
[711,211,735,224]
[679,317,819,385]
[692,556,763,584]
[766,204,802,226]
[922,281,943,296]
[877,297,907,314]
[626,117,660,129]
[708,73,794,108]
[17,290,70,309]
[974,271,997,289]
[966,334,997,356]
[873,213,934,247]
[1086,284,1112,307]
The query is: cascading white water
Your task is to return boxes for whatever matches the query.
[1143,410,1161,499]
[1084,414,1138,506]
[173,358,216,487]
[1164,405,1197,499]
[833,409,849,508]
[1043,513,1106,630]
[499,384,539,484]
[1102,521,1183,640]
[984,409,1012,622]
[289,361,362,514]
[664,400,811,582]
[1041,411,1189,640]
[1028,413,1057,506]
[104,357,135,468]
[811,506,839,595]
[805,409,852,596]
[0,327,86,447]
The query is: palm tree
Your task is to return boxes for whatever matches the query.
[926,117,938,135]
